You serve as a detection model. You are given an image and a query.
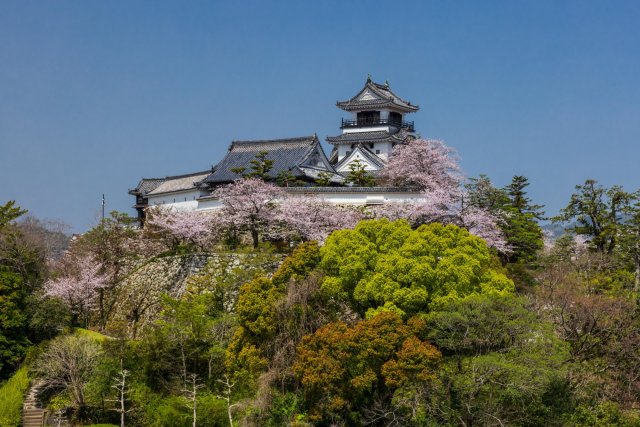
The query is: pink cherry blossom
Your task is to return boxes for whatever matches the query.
[212,178,284,247]
[146,208,218,248]
[44,255,108,312]
[277,196,364,242]
[382,138,461,198]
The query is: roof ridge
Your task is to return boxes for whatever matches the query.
[163,170,211,180]
[231,135,316,146]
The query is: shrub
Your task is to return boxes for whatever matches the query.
[0,366,30,426]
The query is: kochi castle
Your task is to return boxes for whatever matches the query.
[130,77,423,224]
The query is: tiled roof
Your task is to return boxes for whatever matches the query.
[202,135,336,184]
[326,129,413,145]
[147,171,210,195]
[336,79,419,113]
[128,178,165,196]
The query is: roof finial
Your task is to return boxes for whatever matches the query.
[385,79,389,87]
[366,74,372,83]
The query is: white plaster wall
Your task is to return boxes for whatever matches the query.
[147,190,203,211]
[196,198,224,211]
[286,191,422,206]
[153,190,423,213]
[343,126,390,134]
[335,151,379,172]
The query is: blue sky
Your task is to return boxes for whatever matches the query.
[1,1,639,231]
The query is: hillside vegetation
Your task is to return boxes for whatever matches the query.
[2,140,640,426]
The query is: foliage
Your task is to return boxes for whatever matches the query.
[569,401,640,427]
[465,174,544,262]
[245,151,275,180]
[0,365,30,426]
[314,171,334,186]
[423,294,571,426]
[320,219,514,317]
[0,201,47,379]
[0,269,30,377]
[25,295,72,342]
[294,312,441,424]
[276,170,304,187]
[344,159,375,187]
[555,179,635,254]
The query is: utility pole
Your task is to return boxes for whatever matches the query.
[102,194,106,222]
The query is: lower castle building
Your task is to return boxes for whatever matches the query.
[129,77,422,225]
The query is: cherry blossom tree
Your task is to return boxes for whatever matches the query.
[459,205,510,253]
[382,138,461,197]
[277,196,364,242]
[146,207,218,249]
[375,139,508,251]
[212,178,284,248]
[44,255,108,325]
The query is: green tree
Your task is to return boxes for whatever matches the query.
[245,151,274,180]
[423,294,571,426]
[465,175,544,263]
[555,180,634,254]
[276,170,303,187]
[344,159,375,187]
[464,174,509,213]
[319,219,514,317]
[0,201,46,378]
[314,171,334,186]
[619,196,640,292]
[0,269,30,378]
[502,175,545,263]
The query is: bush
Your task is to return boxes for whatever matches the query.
[0,366,30,426]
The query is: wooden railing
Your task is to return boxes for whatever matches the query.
[341,118,414,131]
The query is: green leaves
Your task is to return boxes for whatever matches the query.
[320,219,514,317]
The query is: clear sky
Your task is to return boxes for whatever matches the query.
[1,1,639,232]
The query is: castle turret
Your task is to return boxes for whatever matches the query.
[327,76,419,173]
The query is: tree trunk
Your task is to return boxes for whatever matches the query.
[635,257,640,293]
[193,392,197,427]
[251,227,259,248]
[120,374,126,427]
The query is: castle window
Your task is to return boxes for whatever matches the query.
[389,111,402,126]
[357,111,380,126]
[376,150,380,154]
[369,143,374,149]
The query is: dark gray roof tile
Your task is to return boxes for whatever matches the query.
[203,135,336,184]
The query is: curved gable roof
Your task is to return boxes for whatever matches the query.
[336,78,419,113]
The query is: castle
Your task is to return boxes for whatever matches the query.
[129,77,422,224]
